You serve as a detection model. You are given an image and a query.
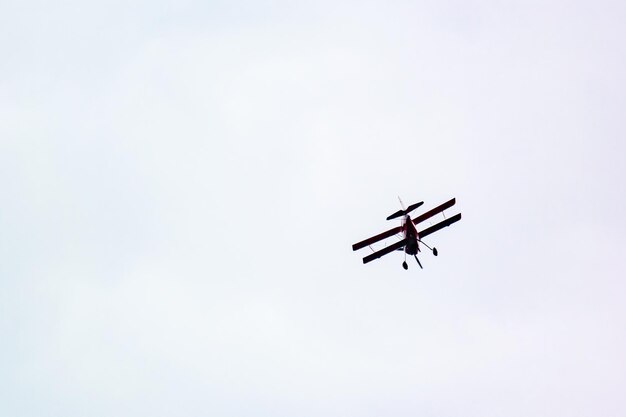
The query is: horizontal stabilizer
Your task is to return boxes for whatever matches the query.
[386,201,424,220]
[405,201,424,214]
[418,213,462,239]
[386,210,405,221]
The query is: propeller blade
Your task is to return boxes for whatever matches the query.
[398,196,406,211]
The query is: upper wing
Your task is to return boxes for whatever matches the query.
[412,198,456,226]
[362,238,407,264]
[352,226,403,251]
[418,213,462,239]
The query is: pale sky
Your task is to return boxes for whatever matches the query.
[2,0,626,416]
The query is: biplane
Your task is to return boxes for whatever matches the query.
[352,197,461,270]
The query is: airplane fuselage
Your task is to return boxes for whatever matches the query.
[402,215,420,255]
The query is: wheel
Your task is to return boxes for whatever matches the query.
[433,247,438,256]
[402,261,408,270]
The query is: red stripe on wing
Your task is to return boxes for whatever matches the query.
[352,226,403,251]
[412,198,456,226]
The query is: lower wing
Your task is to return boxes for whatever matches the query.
[418,213,462,239]
[362,238,407,264]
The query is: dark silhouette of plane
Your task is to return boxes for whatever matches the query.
[352,197,461,270]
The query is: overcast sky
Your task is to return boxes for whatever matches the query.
[2,0,626,416]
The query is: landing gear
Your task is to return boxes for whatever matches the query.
[402,261,408,270]
[419,240,438,257]
[414,255,423,269]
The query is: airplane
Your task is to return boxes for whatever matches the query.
[352,197,462,270]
